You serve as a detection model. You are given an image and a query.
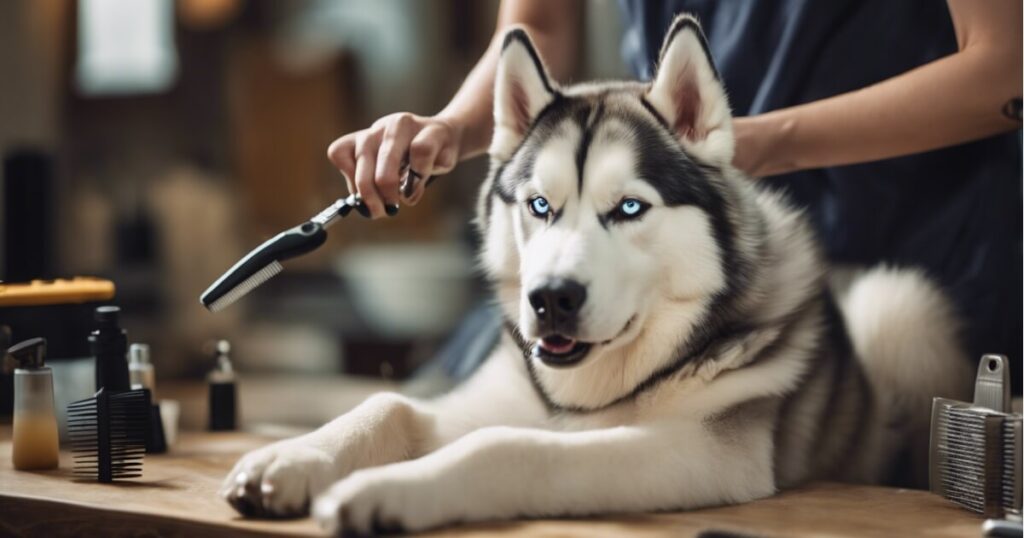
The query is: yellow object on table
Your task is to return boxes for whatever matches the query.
[0,277,115,307]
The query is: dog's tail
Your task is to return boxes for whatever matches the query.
[834,266,973,484]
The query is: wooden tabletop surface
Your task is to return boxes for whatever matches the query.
[0,425,984,537]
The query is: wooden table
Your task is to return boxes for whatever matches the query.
[0,426,983,537]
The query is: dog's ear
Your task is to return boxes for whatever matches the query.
[490,27,558,161]
[647,15,733,166]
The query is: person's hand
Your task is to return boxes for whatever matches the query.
[326,113,463,218]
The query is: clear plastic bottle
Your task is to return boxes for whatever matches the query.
[129,343,156,398]
[9,337,59,470]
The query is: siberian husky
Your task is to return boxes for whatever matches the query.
[222,16,972,534]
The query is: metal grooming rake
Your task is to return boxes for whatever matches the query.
[930,354,1022,521]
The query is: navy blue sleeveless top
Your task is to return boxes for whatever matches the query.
[619,0,1022,389]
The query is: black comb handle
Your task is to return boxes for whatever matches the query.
[200,221,327,310]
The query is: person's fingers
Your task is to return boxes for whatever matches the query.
[403,127,447,205]
[327,135,357,194]
[354,130,386,218]
[375,114,419,206]
[434,144,458,175]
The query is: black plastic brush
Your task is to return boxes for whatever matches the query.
[67,387,150,482]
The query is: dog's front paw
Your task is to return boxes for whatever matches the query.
[313,466,446,536]
[220,438,339,518]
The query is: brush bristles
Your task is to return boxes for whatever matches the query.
[67,389,149,481]
[932,402,1020,517]
[1003,418,1022,514]
[207,261,282,312]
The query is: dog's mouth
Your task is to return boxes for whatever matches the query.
[533,335,592,367]
[531,315,636,368]
[532,334,589,366]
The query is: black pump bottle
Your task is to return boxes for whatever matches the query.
[90,306,130,392]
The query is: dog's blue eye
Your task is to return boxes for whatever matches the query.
[611,198,648,221]
[620,199,642,215]
[528,196,551,217]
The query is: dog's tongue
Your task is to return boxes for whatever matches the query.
[540,335,576,355]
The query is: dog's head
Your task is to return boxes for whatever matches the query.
[478,16,748,409]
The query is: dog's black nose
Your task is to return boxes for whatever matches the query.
[528,278,587,329]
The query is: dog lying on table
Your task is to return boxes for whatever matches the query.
[221,15,970,535]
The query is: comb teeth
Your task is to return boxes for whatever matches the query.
[935,406,1001,514]
[1003,418,1022,516]
[931,397,1022,518]
[207,261,282,312]
[67,388,149,482]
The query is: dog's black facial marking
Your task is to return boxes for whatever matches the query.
[491,97,577,202]
[627,116,718,208]
[575,101,605,194]
[490,160,515,204]
[503,321,561,412]
[639,96,672,132]
[550,206,564,224]
[627,97,762,376]
[492,96,614,207]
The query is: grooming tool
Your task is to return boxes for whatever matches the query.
[930,354,1022,519]
[200,192,396,311]
[200,169,419,312]
[67,387,149,482]
[7,337,59,470]
[207,340,236,431]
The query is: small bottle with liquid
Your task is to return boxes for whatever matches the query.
[8,337,59,470]
[129,343,155,397]
[130,342,167,453]
[208,340,237,431]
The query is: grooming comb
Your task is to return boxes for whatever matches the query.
[930,354,1022,519]
[199,193,403,312]
[67,387,150,482]
[200,159,430,312]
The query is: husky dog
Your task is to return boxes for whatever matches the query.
[222,16,972,534]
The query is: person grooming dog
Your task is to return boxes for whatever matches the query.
[327,0,1023,389]
[222,9,1010,533]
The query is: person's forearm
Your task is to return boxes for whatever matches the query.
[738,0,1022,177]
[437,0,580,160]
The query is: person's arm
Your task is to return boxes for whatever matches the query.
[327,0,580,218]
[732,0,1023,178]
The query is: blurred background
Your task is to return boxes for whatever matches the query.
[0,0,629,429]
